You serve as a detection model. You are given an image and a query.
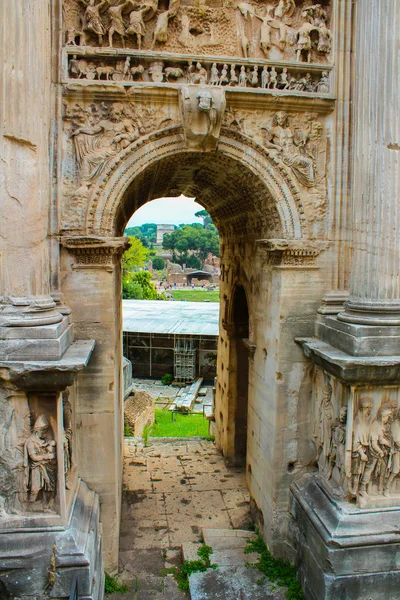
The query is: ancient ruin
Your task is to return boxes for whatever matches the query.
[1,0,399,598]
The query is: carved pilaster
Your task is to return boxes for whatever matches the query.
[62,236,129,272]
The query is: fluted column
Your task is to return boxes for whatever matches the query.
[338,0,400,325]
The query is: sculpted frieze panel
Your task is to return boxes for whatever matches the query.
[312,370,400,509]
[63,0,333,64]
[66,52,331,95]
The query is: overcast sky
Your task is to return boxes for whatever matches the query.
[127,195,205,227]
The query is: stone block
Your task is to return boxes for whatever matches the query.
[0,324,73,360]
[317,316,400,357]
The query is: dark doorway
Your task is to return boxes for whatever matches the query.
[232,284,250,466]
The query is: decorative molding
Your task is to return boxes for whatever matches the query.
[61,236,129,271]
[257,238,327,266]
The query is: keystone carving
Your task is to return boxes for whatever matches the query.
[180,85,226,152]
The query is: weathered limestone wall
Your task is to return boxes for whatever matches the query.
[0,0,52,297]
[216,241,327,554]
[60,245,124,571]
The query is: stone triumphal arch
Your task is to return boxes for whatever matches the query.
[1,1,400,599]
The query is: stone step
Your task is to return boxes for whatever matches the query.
[188,565,286,600]
[202,528,258,567]
[203,404,214,420]
[184,529,287,599]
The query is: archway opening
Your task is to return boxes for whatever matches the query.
[231,284,250,466]
[122,195,220,432]
[67,132,306,575]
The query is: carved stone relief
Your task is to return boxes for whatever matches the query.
[62,390,75,490]
[61,99,180,230]
[312,370,400,509]
[24,414,57,511]
[180,85,226,151]
[223,108,328,233]
[66,52,331,95]
[0,390,59,518]
[0,390,30,517]
[63,0,332,63]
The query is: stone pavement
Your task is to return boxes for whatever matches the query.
[114,438,251,599]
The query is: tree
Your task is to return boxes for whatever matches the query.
[124,223,157,247]
[162,224,219,268]
[122,236,149,274]
[195,209,216,231]
[152,257,165,270]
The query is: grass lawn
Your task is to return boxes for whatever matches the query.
[165,289,219,303]
[150,408,209,437]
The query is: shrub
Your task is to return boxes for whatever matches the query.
[152,257,165,270]
[161,373,173,385]
[122,271,159,300]
[122,277,144,299]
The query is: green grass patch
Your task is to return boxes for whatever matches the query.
[104,573,128,595]
[150,408,209,438]
[244,533,304,600]
[165,544,217,592]
[164,289,219,302]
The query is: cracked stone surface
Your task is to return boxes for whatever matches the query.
[111,438,252,599]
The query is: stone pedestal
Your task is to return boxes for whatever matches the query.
[0,293,99,598]
[291,2,400,598]
[290,474,400,600]
[0,480,104,600]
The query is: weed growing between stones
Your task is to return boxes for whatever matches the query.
[244,533,304,600]
[124,422,132,437]
[164,543,217,592]
[104,573,128,595]
[142,423,151,446]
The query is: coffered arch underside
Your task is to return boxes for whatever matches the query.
[84,127,308,240]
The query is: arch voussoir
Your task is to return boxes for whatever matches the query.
[84,126,308,241]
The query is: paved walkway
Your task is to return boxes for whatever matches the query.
[116,438,251,599]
